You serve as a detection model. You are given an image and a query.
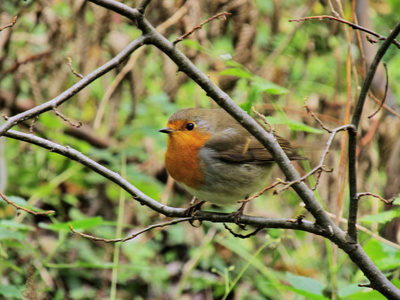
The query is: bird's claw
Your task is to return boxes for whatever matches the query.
[184,200,205,217]
[228,202,247,229]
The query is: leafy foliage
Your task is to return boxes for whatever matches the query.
[1,0,400,299]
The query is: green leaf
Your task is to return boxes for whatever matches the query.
[285,119,324,133]
[375,256,400,270]
[264,116,323,133]
[337,283,364,298]
[363,239,400,270]
[181,39,209,53]
[337,289,386,300]
[219,67,254,79]
[4,196,27,206]
[0,285,23,299]
[253,80,289,95]
[359,209,400,224]
[0,220,35,231]
[39,216,103,232]
[392,195,400,205]
[285,272,327,299]
[0,228,26,241]
[1,196,54,214]
[284,286,329,300]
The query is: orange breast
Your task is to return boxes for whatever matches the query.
[165,131,210,189]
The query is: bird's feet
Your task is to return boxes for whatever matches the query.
[228,202,247,229]
[184,200,206,217]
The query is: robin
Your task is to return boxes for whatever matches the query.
[159,108,304,220]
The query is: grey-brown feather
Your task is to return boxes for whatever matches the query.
[193,109,305,164]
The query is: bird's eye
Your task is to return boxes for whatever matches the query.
[186,123,195,131]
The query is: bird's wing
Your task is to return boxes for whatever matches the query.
[204,128,304,164]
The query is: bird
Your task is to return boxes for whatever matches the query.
[159,108,304,220]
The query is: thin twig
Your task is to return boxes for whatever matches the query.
[137,0,152,14]
[358,283,373,288]
[326,211,400,250]
[289,15,400,49]
[238,181,282,203]
[368,91,400,119]
[2,50,52,76]
[0,191,55,216]
[357,192,395,205]
[251,106,275,133]
[29,116,39,134]
[304,99,332,133]
[287,214,306,224]
[67,57,84,79]
[53,108,82,128]
[0,36,147,137]
[173,12,231,45]
[0,16,18,32]
[368,63,389,119]
[223,223,263,239]
[275,124,354,194]
[69,217,192,243]
[93,4,188,129]
[366,35,378,44]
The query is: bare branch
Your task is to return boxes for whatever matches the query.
[368,91,400,119]
[251,106,275,133]
[348,21,400,242]
[275,124,354,193]
[0,16,18,32]
[304,99,333,133]
[357,192,395,205]
[53,108,82,128]
[93,4,188,129]
[238,181,282,203]
[0,36,147,136]
[4,130,327,237]
[223,223,263,239]
[88,0,141,20]
[0,191,55,216]
[325,211,400,250]
[4,129,175,216]
[173,12,232,45]
[368,63,389,119]
[289,15,400,49]
[1,50,52,76]
[67,57,84,79]
[29,116,39,134]
[69,217,192,243]
[136,0,152,14]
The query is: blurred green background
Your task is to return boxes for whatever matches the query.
[1,0,400,299]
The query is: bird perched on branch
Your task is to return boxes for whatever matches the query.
[160,108,304,221]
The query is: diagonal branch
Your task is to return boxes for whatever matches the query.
[347,21,400,242]
[173,12,231,45]
[289,15,400,49]
[0,191,55,216]
[4,129,326,236]
[0,36,147,136]
[0,16,18,32]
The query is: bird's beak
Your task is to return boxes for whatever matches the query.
[159,127,174,134]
